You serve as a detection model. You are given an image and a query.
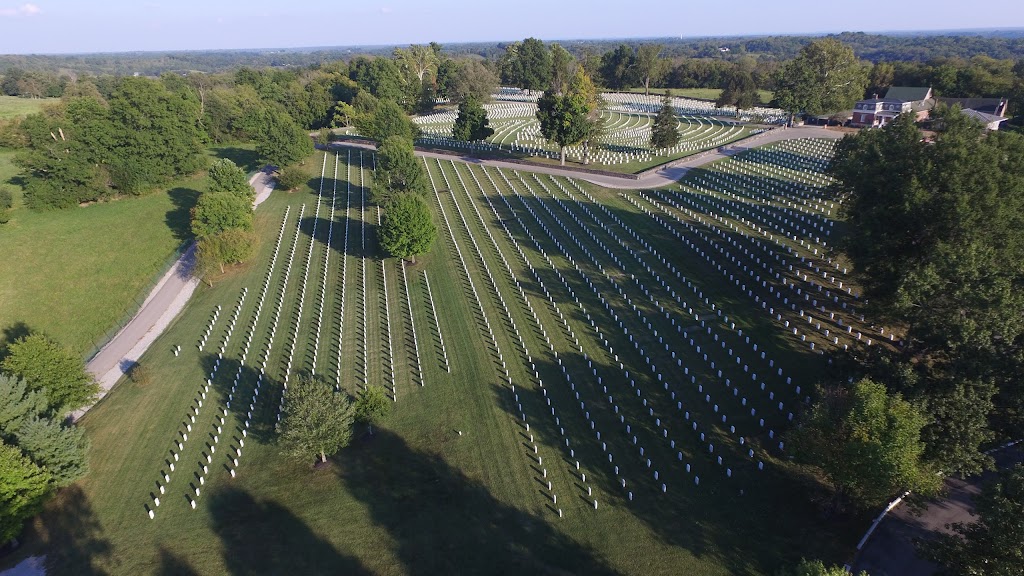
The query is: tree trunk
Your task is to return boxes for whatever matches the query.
[320,451,327,464]
[560,146,566,166]
[410,254,416,265]
[644,79,650,97]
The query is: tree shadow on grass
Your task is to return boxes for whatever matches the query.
[335,428,622,576]
[28,485,112,576]
[0,320,32,360]
[213,147,262,174]
[165,187,201,242]
[154,547,200,576]
[208,487,372,576]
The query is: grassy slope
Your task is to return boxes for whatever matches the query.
[0,145,255,357]
[0,95,57,120]
[13,144,866,576]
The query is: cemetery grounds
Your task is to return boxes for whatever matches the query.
[411,91,785,175]
[22,138,882,575]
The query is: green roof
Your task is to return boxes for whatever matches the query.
[884,86,932,102]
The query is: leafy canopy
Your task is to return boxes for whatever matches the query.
[774,38,867,116]
[378,192,437,263]
[372,136,429,205]
[1,334,98,415]
[452,96,494,143]
[790,378,940,511]
[0,440,51,543]
[278,374,354,464]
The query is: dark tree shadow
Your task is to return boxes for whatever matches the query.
[213,148,262,173]
[26,485,112,576]
[165,187,201,242]
[336,429,621,576]
[0,321,32,361]
[155,547,200,576]
[208,487,372,576]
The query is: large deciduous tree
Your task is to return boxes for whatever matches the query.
[372,136,429,205]
[190,190,253,239]
[207,158,252,200]
[501,38,551,92]
[599,44,636,90]
[452,96,494,143]
[717,69,761,110]
[357,98,417,143]
[774,38,867,119]
[448,60,499,105]
[634,44,666,96]
[536,67,601,165]
[830,113,1024,475]
[1,334,98,415]
[253,105,313,168]
[920,464,1024,575]
[278,374,354,465]
[790,378,940,512]
[650,92,680,149]
[378,192,437,264]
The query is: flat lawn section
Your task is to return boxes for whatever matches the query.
[0,95,57,120]
[0,144,257,357]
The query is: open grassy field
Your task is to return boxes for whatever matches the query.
[0,95,57,120]
[12,140,879,575]
[0,145,256,358]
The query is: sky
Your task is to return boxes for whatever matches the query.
[0,0,1022,55]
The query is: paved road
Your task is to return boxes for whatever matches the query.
[851,443,1024,576]
[77,170,276,420]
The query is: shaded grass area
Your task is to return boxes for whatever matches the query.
[11,145,865,575]
[0,95,56,120]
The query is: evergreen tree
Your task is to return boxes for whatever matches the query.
[15,417,89,487]
[0,440,51,543]
[278,374,354,465]
[650,92,680,149]
[452,96,494,142]
[0,375,47,438]
[379,193,437,264]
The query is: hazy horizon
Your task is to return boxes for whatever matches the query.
[1,0,1023,55]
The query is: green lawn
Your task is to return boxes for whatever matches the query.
[10,142,868,575]
[0,144,255,358]
[0,95,57,120]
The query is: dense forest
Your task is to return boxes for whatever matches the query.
[2,30,1024,77]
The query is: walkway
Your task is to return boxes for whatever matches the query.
[851,443,1024,576]
[77,170,276,420]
